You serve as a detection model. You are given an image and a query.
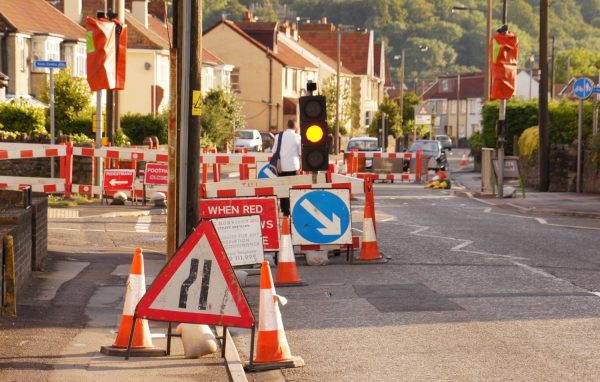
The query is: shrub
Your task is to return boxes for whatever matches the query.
[518,126,539,165]
[0,100,46,134]
[468,130,484,154]
[120,112,167,145]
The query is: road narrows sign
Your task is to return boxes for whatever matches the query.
[290,189,351,245]
[135,220,254,328]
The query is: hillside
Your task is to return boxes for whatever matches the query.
[203,0,600,87]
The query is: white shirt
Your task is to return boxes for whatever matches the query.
[272,129,301,172]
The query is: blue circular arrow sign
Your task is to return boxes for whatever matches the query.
[291,190,351,244]
[257,162,276,179]
[574,77,594,100]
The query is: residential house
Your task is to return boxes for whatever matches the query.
[422,73,485,145]
[56,0,233,115]
[203,13,320,132]
[516,69,539,100]
[277,21,355,133]
[299,19,385,131]
[0,72,8,101]
[0,0,87,104]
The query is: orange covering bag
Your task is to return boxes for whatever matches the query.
[86,17,127,91]
[490,32,518,100]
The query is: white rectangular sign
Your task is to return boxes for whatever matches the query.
[415,114,432,125]
[212,215,264,266]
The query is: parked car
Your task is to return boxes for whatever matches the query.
[234,129,262,152]
[345,137,382,169]
[260,132,275,152]
[407,139,448,171]
[435,134,453,151]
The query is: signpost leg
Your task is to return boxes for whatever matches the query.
[248,324,256,370]
[124,314,138,360]
[221,326,227,358]
[143,184,147,206]
[166,322,172,356]
[95,91,103,199]
[50,67,55,179]
[577,99,583,193]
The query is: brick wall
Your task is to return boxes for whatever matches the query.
[0,209,33,293]
[31,197,48,270]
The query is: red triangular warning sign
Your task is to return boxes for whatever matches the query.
[136,221,255,328]
[419,106,428,115]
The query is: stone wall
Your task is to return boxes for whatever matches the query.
[0,155,94,184]
[0,208,33,292]
[519,144,600,193]
[31,197,48,270]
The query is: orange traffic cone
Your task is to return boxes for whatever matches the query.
[101,248,165,356]
[254,261,294,363]
[358,185,384,262]
[275,216,305,286]
[460,151,468,166]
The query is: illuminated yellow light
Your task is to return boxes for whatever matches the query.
[306,124,324,143]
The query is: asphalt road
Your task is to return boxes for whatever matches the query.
[3,175,600,381]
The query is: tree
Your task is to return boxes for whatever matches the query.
[400,92,422,136]
[40,69,92,135]
[201,88,245,149]
[368,97,401,138]
[320,76,356,136]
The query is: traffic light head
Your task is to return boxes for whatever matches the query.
[299,95,329,171]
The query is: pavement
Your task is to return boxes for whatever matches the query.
[450,168,600,219]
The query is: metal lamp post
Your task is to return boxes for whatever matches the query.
[394,45,428,143]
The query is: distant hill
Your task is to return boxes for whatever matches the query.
[203,0,600,87]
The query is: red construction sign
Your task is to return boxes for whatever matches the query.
[103,169,135,191]
[144,163,168,185]
[199,197,280,250]
[135,220,254,328]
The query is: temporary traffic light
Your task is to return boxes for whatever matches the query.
[299,95,329,171]
[490,30,518,100]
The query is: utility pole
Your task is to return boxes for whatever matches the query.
[335,27,340,154]
[485,0,492,100]
[550,35,556,100]
[539,0,550,192]
[456,73,460,142]
[497,0,508,198]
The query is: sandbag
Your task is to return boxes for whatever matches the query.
[175,323,218,358]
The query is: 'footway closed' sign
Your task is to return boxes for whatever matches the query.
[144,163,168,185]
[199,197,280,250]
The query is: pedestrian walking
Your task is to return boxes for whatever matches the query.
[272,119,301,216]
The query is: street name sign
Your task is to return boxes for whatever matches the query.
[144,162,168,185]
[290,189,351,245]
[199,197,280,250]
[212,215,264,266]
[136,220,254,328]
[574,77,594,99]
[594,86,600,94]
[103,169,135,191]
[34,60,67,69]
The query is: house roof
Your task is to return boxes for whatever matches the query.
[422,73,485,100]
[297,38,353,75]
[300,29,371,75]
[202,48,225,65]
[0,0,85,39]
[205,20,317,70]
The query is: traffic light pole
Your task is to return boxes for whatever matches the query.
[497,1,508,198]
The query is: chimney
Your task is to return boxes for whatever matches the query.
[63,0,82,24]
[321,16,328,25]
[132,0,149,28]
[244,10,255,22]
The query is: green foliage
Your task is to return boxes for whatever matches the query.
[201,88,245,150]
[320,76,353,136]
[518,126,539,161]
[0,100,46,134]
[41,69,92,135]
[368,97,401,138]
[468,130,484,154]
[114,128,130,147]
[401,92,422,136]
[66,133,94,145]
[120,112,168,145]
[482,99,596,155]
[590,133,600,168]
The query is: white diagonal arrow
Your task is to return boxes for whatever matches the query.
[299,198,341,236]
[109,179,129,186]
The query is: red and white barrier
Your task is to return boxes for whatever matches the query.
[349,152,414,160]
[355,172,417,183]
[0,143,66,160]
[0,176,65,193]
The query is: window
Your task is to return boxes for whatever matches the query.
[230,67,240,93]
[441,79,449,92]
[31,36,63,72]
[441,100,447,114]
[450,100,457,114]
[460,99,466,113]
[364,111,372,126]
[74,44,86,77]
[469,98,478,114]
[203,67,215,91]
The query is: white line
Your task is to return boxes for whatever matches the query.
[484,207,492,213]
[536,218,548,224]
[135,215,152,233]
[512,261,562,281]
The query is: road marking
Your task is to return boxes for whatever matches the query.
[135,216,152,233]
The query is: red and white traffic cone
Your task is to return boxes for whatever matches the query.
[249,261,304,370]
[275,216,305,286]
[101,248,165,356]
[460,151,468,166]
[358,180,383,262]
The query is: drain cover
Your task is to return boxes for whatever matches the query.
[353,283,463,313]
